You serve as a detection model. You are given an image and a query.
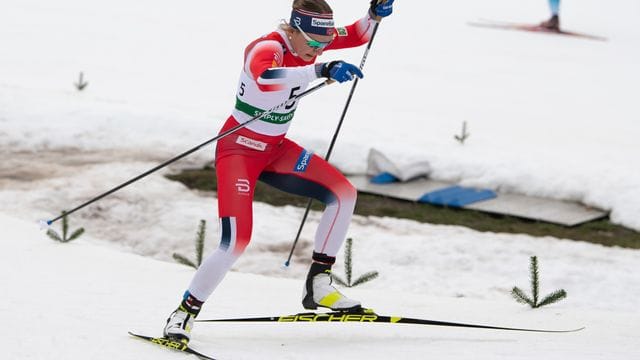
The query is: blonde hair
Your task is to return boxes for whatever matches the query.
[293,0,332,14]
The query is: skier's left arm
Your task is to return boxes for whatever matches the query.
[325,0,394,50]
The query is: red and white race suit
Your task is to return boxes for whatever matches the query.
[188,13,376,301]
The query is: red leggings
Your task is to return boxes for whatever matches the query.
[187,118,356,301]
[215,136,357,255]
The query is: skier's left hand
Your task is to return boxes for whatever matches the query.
[321,61,364,83]
[370,0,394,18]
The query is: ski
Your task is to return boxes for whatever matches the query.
[128,331,217,360]
[196,309,584,333]
[468,19,607,41]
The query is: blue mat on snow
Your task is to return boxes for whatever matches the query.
[418,186,497,207]
[369,172,400,184]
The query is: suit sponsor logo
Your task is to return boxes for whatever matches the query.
[235,179,250,195]
[236,136,267,151]
[294,149,313,172]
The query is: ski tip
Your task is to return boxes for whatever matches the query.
[128,331,146,338]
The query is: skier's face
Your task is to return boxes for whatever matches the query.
[290,28,334,61]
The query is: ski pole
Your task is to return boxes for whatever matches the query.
[284,7,387,267]
[41,80,333,228]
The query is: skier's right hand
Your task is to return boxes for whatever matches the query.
[321,61,364,83]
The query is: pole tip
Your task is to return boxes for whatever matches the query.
[38,219,52,230]
[282,261,290,269]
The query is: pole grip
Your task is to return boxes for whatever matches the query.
[373,0,388,22]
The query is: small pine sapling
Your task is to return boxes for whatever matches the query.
[332,238,379,287]
[173,219,206,269]
[454,121,470,144]
[75,72,88,91]
[511,256,567,308]
[46,211,85,243]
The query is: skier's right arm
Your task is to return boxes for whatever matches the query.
[245,40,318,92]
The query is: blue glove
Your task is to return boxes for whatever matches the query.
[321,61,364,83]
[370,0,394,18]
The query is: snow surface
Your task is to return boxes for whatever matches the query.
[1,0,640,358]
[3,214,640,359]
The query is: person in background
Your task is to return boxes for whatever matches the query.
[540,0,560,31]
[162,0,394,344]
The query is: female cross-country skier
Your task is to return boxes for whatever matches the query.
[163,0,394,343]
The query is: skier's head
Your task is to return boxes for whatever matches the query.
[282,0,335,61]
[298,0,332,13]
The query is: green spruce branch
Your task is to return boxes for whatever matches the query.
[46,211,85,243]
[511,256,567,308]
[173,219,206,269]
[332,238,379,288]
